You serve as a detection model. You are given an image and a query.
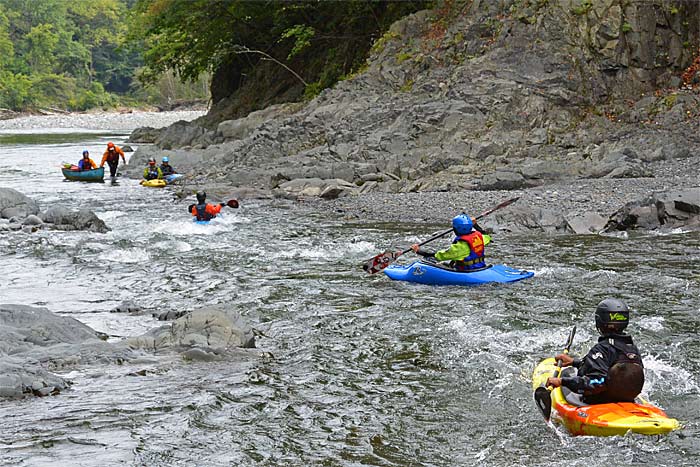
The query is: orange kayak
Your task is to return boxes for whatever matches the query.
[532,357,680,436]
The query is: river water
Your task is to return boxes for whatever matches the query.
[0,122,699,466]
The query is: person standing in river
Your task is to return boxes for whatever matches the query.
[100,142,127,178]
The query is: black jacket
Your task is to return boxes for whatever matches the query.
[560,333,643,396]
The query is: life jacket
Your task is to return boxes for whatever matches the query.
[145,167,160,180]
[160,164,174,175]
[608,337,643,367]
[107,150,119,163]
[194,203,214,221]
[452,231,486,271]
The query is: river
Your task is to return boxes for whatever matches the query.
[0,118,698,466]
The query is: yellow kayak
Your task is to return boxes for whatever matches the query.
[532,358,680,436]
[140,179,167,188]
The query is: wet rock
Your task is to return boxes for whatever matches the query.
[127,306,255,353]
[40,207,110,233]
[127,126,161,143]
[0,304,134,399]
[121,144,134,152]
[0,188,39,219]
[156,309,188,321]
[181,348,220,362]
[110,300,142,314]
[21,215,43,226]
[566,212,608,234]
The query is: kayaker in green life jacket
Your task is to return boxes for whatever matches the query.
[411,214,491,270]
[546,298,645,404]
[143,157,163,181]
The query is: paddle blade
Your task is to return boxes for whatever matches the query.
[363,250,400,274]
[534,386,552,421]
[227,199,239,208]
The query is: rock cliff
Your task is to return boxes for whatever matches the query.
[127,0,700,230]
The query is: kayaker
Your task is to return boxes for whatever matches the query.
[160,156,176,176]
[410,214,490,270]
[78,150,97,171]
[546,298,644,404]
[100,142,127,178]
[188,191,237,221]
[143,158,163,181]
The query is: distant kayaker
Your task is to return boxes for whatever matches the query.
[143,158,163,180]
[546,298,644,404]
[160,156,176,176]
[410,214,490,270]
[78,150,97,171]
[188,191,238,222]
[100,142,127,178]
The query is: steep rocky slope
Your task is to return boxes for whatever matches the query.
[127,0,700,230]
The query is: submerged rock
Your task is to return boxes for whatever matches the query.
[127,306,255,354]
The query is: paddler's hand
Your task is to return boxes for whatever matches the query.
[410,244,420,253]
[546,377,562,388]
[554,354,574,366]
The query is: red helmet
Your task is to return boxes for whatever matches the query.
[107,142,115,149]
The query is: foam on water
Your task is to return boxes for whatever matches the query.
[98,248,150,263]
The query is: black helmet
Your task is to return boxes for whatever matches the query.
[196,191,206,204]
[595,298,630,334]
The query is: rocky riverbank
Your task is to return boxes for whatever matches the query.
[122,2,700,233]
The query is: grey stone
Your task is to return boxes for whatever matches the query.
[0,188,39,219]
[21,215,43,226]
[566,212,608,234]
[127,306,255,353]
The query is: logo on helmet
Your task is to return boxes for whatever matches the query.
[609,313,628,321]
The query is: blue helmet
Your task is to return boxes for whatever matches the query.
[162,156,169,163]
[82,150,89,156]
[452,214,473,235]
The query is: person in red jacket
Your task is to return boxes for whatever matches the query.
[100,142,127,178]
[188,192,239,221]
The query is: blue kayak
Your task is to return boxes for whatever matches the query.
[383,261,534,286]
[193,214,222,225]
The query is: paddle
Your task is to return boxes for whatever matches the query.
[534,325,577,422]
[362,196,520,274]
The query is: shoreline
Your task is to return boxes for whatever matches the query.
[0,109,207,133]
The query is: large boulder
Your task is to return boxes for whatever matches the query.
[0,188,39,219]
[127,306,255,354]
[605,189,700,231]
[40,207,110,233]
[0,304,134,398]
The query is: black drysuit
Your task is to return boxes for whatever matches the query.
[560,333,643,404]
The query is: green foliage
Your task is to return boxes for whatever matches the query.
[621,22,633,33]
[280,25,316,60]
[663,93,677,109]
[132,0,427,102]
[396,52,412,64]
[0,73,32,108]
[571,0,593,16]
